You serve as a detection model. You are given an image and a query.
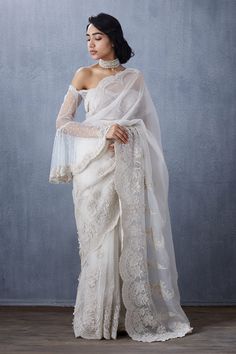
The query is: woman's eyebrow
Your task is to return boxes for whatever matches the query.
[86,32,104,36]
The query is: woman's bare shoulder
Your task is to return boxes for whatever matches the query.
[71,66,94,91]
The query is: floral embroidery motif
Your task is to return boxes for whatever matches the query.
[71,126,193,342]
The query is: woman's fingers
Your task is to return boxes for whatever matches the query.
[115,126,129,144]
[106,124,129,144]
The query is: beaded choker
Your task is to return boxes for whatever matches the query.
[98,58,120,70]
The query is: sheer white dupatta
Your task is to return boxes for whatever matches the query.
[114,125,193,341]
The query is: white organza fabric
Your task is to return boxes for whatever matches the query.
[49,67,193,342]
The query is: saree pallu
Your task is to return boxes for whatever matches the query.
[49,68,193,341]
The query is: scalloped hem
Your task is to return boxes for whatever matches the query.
[73,325,194,342]
[129,325,194,343]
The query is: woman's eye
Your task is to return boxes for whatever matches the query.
[86,38,102,41]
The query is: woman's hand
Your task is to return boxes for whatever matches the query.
[105,123,129,144]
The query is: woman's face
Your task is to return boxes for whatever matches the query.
[86,24,115,60]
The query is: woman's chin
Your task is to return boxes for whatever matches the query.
[90,53,99,59]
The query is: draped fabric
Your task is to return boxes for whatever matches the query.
[49,67,193,341]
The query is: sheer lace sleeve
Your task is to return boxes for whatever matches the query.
[56,85,109,138]
[49,84,111,184]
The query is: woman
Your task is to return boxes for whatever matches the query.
[49,13,193,342]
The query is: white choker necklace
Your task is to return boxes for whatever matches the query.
[99,58,120,70]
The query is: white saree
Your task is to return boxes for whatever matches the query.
[49,67,193,342]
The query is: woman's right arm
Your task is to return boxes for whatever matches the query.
[56,67,129,143]
[55,68,110,138]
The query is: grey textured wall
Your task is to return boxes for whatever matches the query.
[0,0,235,306]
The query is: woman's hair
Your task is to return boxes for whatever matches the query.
[86,12,135,64]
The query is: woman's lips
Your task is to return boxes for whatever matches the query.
[90,51,97,54]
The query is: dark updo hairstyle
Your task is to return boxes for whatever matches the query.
[86,12,135,64]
